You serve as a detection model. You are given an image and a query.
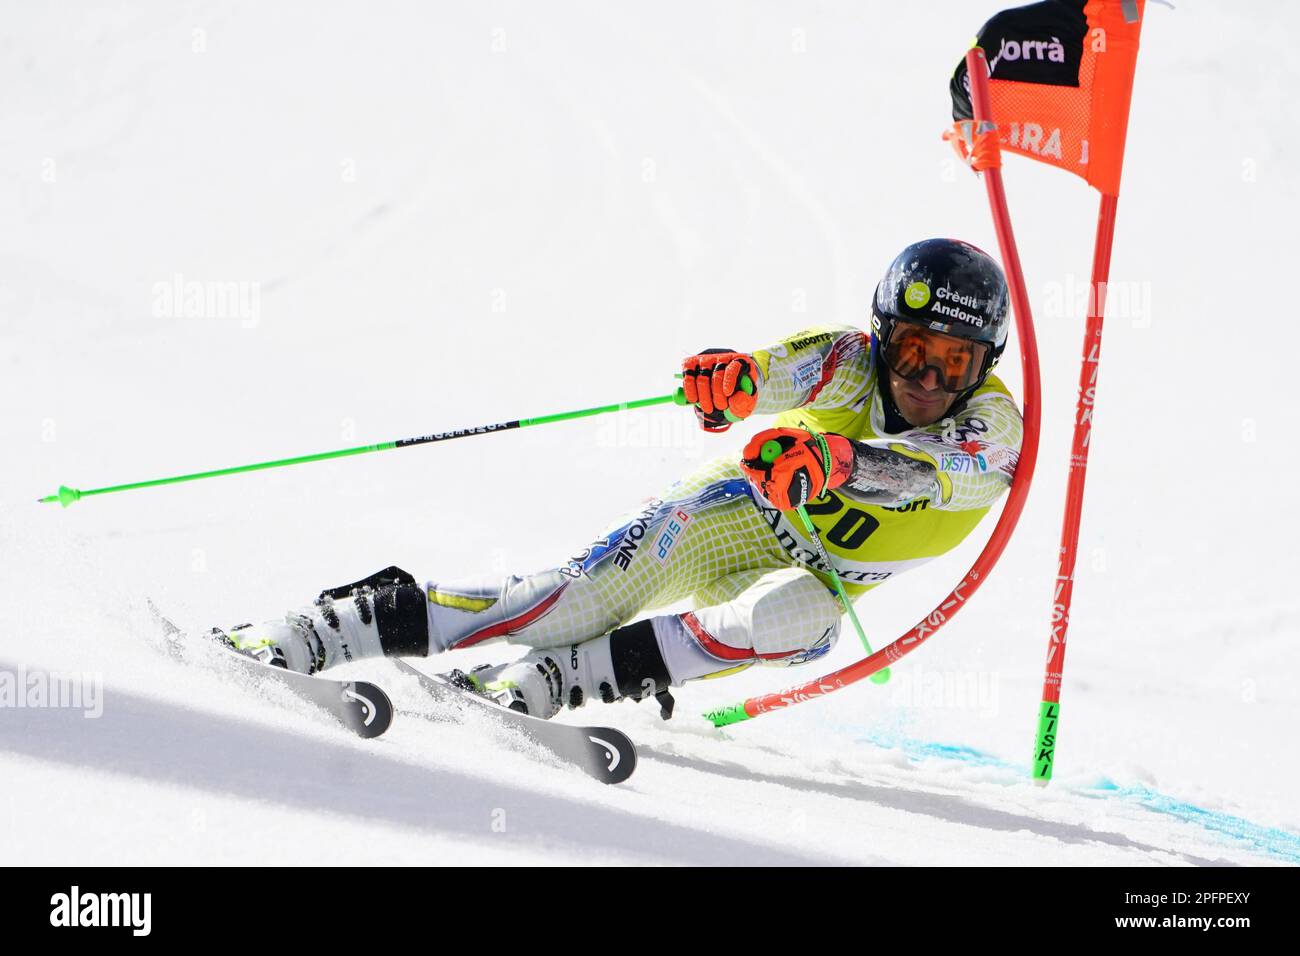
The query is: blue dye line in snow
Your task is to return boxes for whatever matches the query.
[1088,778,1300,866]
[860,733,1300,865]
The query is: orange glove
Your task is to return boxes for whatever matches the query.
[740,428,853,511]
[681,349,759,432]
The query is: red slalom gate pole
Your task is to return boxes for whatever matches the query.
[705,47,1042,727]
[1032,191,1120,785]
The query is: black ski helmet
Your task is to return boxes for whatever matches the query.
[871,238,1010,425]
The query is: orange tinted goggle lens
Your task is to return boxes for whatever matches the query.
[883,322,988,393]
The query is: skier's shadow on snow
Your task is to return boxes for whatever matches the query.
[0,668,848,866]
[637,746,1237,866]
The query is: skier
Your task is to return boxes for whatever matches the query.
[214,238,1022,719]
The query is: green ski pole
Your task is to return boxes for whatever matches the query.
[702,436,889,729]
[760,437,889,683]
[39,389,692,508]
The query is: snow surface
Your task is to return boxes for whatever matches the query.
[2,1,1297,866]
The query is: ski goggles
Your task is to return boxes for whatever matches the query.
[881,319,990,394]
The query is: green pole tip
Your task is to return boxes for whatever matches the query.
[673,386,688,405]
[703,702,751,727]
[759,439,783,464]
[870,667,891,684]
[41,485,82,507]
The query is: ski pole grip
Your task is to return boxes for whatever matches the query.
[723,375,755,423]
[673,374,754,417]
